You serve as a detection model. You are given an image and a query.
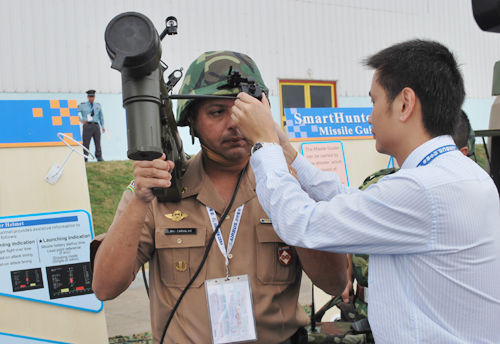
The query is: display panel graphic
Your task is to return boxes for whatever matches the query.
[0,210,102,312]
[11,268,44,292]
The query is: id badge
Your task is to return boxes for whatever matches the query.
[86,114,92,121]
[205,274,257,343]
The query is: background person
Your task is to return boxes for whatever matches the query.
[91,51,347,344]
[452,110,475,158]
[78,89,105,161]
[231,39,500,343]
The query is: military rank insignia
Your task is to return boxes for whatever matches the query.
[165,210,189,222]
[278,246,292,266]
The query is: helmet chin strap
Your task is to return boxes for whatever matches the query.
[201,144,249,167]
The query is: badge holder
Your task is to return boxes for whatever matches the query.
[205,274,257,344]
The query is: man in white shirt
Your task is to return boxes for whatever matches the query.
[231,39,500,343]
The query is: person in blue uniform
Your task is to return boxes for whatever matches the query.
[78,89,105,162]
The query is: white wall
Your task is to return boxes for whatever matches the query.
[0,0,498,160]
[0,0,499,98]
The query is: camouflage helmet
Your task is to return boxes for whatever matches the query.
[176,50,269,126]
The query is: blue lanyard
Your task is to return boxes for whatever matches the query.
[417,145,457,167]
[206,205,245,277]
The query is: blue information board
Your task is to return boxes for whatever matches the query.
[0,100,81,147]
[285,107,373,140]
[0,332,70,344]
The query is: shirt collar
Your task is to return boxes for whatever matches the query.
[179,152,256,214]
[401,135,456,169]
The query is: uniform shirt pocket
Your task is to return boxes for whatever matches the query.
[155,226,207,288]
[255,224,298,285]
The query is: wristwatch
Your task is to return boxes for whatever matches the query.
[251,142,277,155]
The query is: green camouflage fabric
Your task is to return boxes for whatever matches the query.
[351,254,369,318]
[308,297,372,343]
[176,50,269,126]
[358,168,398,191]
[308,330,367,343]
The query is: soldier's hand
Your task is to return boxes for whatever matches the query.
[133,154,174,203]
[341,279,353,303]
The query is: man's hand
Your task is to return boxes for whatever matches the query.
[133,154,174,203]
[231,92,278,145]
[342,279,353,303]
[102,127,106,134]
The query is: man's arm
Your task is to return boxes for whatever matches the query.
[97,103,105,133]
[78,103,87,125]
[273,124,348,295]
[341,254,353,302]
[297,248,347,296]
[91,155,174,300]
[232,92,433,254]
[92,196,150,300]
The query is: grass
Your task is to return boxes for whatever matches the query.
[86,159,134,236]
[108,333,152,343]
[474,143,487,171]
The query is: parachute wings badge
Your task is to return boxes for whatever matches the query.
[165,210,189,222]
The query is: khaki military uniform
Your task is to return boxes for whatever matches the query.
[92,152,309,343]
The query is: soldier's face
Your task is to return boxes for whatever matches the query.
[88,95,95,103]
[194,99,251,161]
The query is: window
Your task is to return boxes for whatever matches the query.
[279,80,337,125]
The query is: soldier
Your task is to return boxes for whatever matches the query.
[78,89,105,162]
[91,51,347,344]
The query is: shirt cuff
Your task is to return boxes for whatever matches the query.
[250,144,289,179]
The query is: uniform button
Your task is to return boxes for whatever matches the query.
[227,253,233,259]
[225,215,231,220]
[176,238,182,244]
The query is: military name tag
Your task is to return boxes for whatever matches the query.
[164,228,197,235]
[205,275,257,343]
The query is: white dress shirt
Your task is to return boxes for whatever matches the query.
[251,135,500,343]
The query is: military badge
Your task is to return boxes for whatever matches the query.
[175,260,188,272]
[127,180,135,193]
[278,246,292,266]
[165,210,189,222]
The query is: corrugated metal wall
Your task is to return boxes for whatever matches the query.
[1,0,499,98]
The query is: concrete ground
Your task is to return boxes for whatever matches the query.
[103,271,340,337]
